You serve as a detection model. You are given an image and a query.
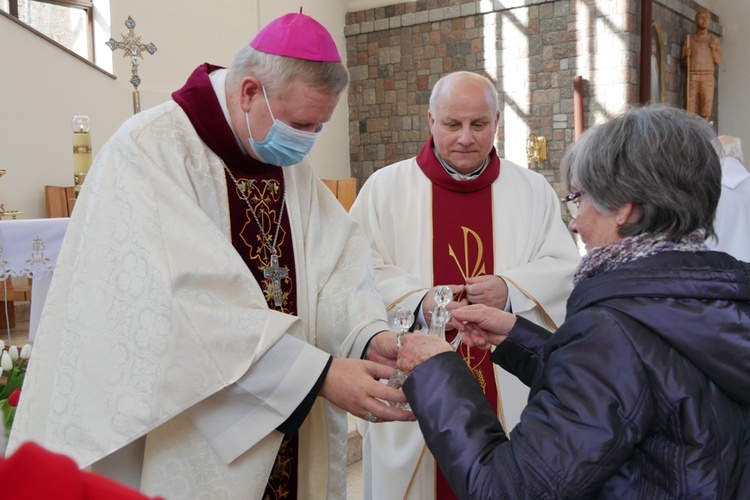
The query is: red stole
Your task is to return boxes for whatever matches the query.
[173,65,300,499]
[417,138,501,500]
[224,166,299,500]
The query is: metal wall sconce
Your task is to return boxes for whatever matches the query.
[526,133,548,165]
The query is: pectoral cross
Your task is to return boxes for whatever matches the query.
[263,253,289,307]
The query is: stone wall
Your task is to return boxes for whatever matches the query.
[345,0,720,194]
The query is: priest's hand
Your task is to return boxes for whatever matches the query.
[396,333,453,373]
[320,358,417,423]
[451,303,516,350]
[364,330,399,367]
[423,284,466,330]
[464,274,509,310]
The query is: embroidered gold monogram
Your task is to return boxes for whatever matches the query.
[26,236,51,267]
[448,226,486,282]
[445,225,491,392]
[448,226,487,306]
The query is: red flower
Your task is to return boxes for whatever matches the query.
[8,388,21,407]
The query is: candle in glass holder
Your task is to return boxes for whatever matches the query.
[72,115,92,194]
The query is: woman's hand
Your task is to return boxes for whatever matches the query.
[397,334,453,373]
[451,304,516,350]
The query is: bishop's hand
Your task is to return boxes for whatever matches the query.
[319,358,416,423]
[364,330,399,367]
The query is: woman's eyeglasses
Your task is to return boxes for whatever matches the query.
[560,190,585,219]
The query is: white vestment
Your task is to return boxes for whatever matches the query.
[707,157,750,262]
[349,155,580,499]
[8,98,388,499]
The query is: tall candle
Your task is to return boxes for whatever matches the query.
[72,115,92,194]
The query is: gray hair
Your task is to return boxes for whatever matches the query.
[718,135,744,163]
[226,45,349,98]
[561,105,721,239]
[429,71,499,115]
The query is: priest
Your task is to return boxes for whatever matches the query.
[7,11,414,499]
[349,71,581,499]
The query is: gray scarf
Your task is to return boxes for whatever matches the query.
[574,231,707,287]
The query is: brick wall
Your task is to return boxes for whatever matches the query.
[345,0,720,195]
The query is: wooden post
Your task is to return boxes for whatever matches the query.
[640,0,653,104]
[685,34,691,109]
[574,76,584,141]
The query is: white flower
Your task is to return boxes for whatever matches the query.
[20,344,31,360]
[0,340,4,351]
[1,352,12,372]
[8,345,18,362]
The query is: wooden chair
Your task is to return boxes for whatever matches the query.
[0,278,31,329]
[322,178,358,212]
[45,185,76,218]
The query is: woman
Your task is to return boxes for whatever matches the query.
[398,105,750,499]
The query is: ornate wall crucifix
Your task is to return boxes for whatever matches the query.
[106,16,157,114]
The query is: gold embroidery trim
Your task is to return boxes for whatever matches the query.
[386,288,430,313]
[498,274,558,331]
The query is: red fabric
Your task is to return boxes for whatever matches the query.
[0,442,163,499]
[417,139,501,500]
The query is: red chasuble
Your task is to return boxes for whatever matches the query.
[173,64,299,500]
[417,138,501,500]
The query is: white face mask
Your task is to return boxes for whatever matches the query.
[247,85,320,166]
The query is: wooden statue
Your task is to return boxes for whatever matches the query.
[681,9,721,121]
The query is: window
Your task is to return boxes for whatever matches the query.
[1,0,94,61]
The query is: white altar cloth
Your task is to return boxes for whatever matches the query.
[0,218,70,342]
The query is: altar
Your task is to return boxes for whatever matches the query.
[0,218,70,342]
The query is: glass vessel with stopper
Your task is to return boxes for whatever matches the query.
[430,285,463,349]
[385,308,415,410]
